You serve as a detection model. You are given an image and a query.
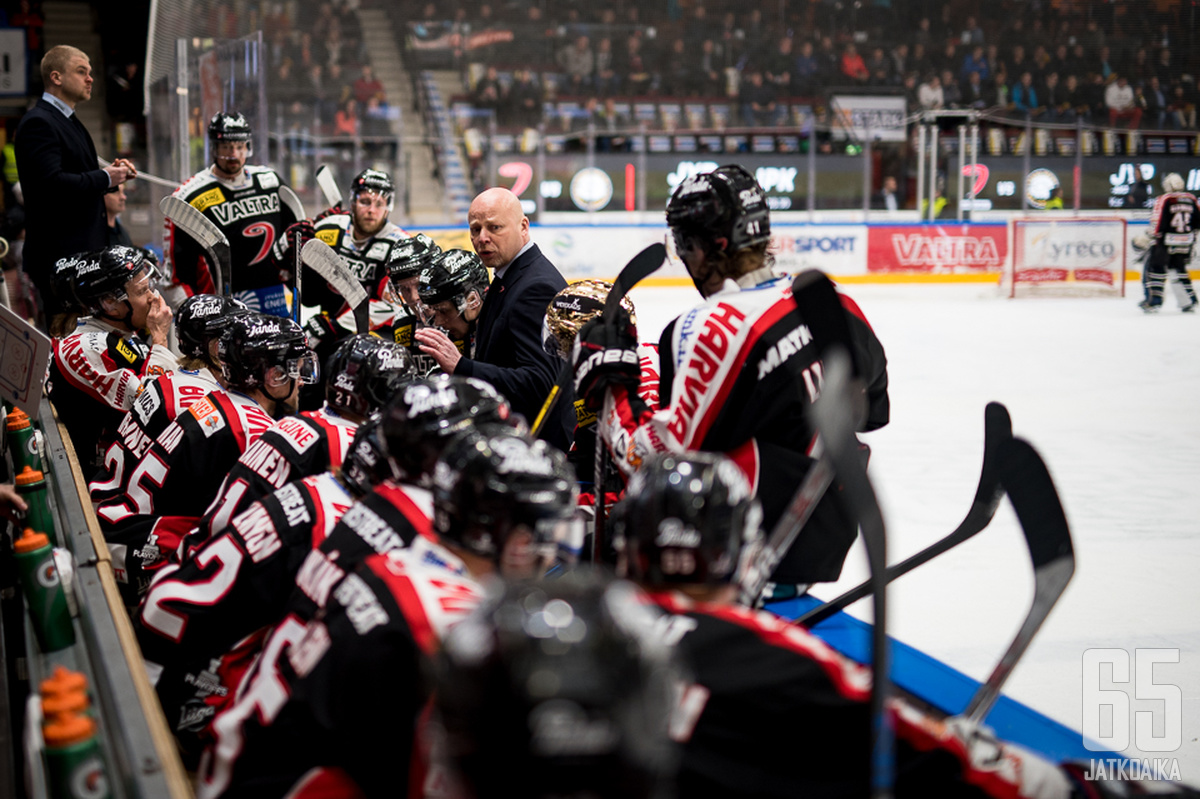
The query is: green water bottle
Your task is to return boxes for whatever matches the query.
[14,528,75,653]
[42,713,110,799]
[14,465,58,547]
[6,407,43,473]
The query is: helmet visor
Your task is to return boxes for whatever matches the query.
[284,350,321,385]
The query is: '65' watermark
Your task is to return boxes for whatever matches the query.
[1082,648,1183,782]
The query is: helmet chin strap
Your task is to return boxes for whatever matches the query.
[99,297,135,330]
[263,376,298,419]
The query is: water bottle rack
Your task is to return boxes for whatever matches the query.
[1,399,189,799]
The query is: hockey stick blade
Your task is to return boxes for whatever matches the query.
[811,349,893,798]
[736,269,860,608]
[963,437,1074,725]
[315,165,343,210]
[279,185,306,223]
[301,239,369,333]
[160,196,232,297]
[797,401,1013,627]
[530,242,667,437]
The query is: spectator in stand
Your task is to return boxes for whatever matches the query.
[912,16,933,48]
[1043,72,1074,123]
[362,93,392,143]
[697,39,725,97]
[595,97,632,152]
[1063,74,1090,121]
[1049,44,1071,80]
[794,40,820,96]
[1011,71,1044,119]
[959,15,984,46]
[104,182,133,248]
[917,72,944,111]
[963,70,988,109]
[986,43,1003,76]
[1168,83,1197,130]
[989,68,1011,111]
[508,69,542,129]
[840,43,869,84]
[1127,47,1152,87]
[594,37,619,96]
[890,43,909,82]
[765,37,795,97]
[334,97,359,137]
[872,175,901,211]
[473,66,503,117]
[940,69,962,108]
[865,47,889,82]
[960,45,989,84]
[1008,44,1029,81]
[739,69,777,126]
[1106,75,1142,129]
[12,1,44,64]
[1086,73,1110,124]
[1143,76,1168,129]
[909,43,930,80]
[558,35,594,95]
[1030,45,1052,83]
[902,71,921,109]
[683,3,714,50]
[352,64,383,105]
[1155,49,1174,89]
[936,41,958,77]
[1094,46,1115,82]
[621,35,654,96]
[816,36,841,84]
[662,38,691,96]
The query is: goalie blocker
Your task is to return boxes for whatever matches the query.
[1003,217,1127,298]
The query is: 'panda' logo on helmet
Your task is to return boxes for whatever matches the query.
[190,298,223,318]
[247,321,282,337]
[492,437,555,476]
[405,383,459,415]
[655,518,702,548]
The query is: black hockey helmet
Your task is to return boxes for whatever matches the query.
[665,164,770,255]
[175,294,250,361]
[208,111,253,143]
[217,312,317,391]
[436,573,680,799]
[542,279,638,359]
[51,251,99,315]
[612,451,763,587]
[73,245,160,313]
[417,249,489,312]
[431,427,578,562]
[386,233,442,282]
[350,168,395,209]
[340,412,390,497]
[324,334,417,419]
[380,374,512,485]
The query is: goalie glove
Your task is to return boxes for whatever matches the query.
[572,308,640,411]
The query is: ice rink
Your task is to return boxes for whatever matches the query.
[627,277,1200,782]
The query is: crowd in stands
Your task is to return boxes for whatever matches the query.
[403,0,1199,134]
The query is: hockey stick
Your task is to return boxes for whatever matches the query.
[590,242,668,562]
[315,165,343,211]
[797,402,1013,627]
[300,239,369,334]
[736,269,858,607]
[811,349,893,799]
[160,196,232,297]
[278,185,306,222]
[963,437,1074,724]
[530,243,666,437]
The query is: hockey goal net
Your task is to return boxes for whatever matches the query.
[1004,218,1127,298]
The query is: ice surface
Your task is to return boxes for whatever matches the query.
[627,280,1200,782]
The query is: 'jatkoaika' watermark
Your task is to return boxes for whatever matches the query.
[1082,649,1182,781]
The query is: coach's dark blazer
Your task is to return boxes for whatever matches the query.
[457,243,572,452]
[14,98,111,314]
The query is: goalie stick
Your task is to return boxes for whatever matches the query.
[809,348,894,799]
[964,436,1075,724]
[300,239,369,334]
[590,242,668,563]
[736,269,858,608]
[315,165,343,211]
[530,243,666,436]
[796,401,1013,627]
[160,196,232,297]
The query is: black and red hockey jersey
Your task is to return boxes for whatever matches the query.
[1149,190,1199,254]
[196,542,481,799]
[49,317,176,472]
[165,165,298,313]
[192,406,359,547]
[597,271,888,584]
[135,472,354,741]
[95,389,276,605]
[275,213,411,314]
[89,367,222,505]
[651,592,1073,799]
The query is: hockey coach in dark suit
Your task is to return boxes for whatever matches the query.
[415,187,571,451]
[15,45,136,320]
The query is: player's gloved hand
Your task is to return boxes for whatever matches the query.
[286,219,316,249]
[303,312,339,350]
[314,203,344,222]
[572,308,640,410]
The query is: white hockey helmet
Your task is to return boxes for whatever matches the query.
[1162,173,1185,193]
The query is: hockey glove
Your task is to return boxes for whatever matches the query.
[273,219,316,268]
[315,203,344,222]
[303,312,340,350]
[572,309,640,410]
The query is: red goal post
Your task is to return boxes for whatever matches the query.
[1003,217,1128,298]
